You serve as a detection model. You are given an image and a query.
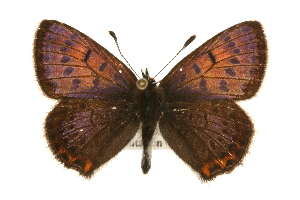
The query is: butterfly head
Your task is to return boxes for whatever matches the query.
[136,68,156,90]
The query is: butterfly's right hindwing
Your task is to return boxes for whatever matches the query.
[159,100,253,181]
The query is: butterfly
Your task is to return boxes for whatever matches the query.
[34,20,267,181]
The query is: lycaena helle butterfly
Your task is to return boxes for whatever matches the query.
[34,20,267,181]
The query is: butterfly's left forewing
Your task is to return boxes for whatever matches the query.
[35,20,137,100]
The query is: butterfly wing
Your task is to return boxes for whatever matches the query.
[159,100,253,181]
[159,21,266,180]
[159,21,267,101]
[46,99,139,177]
[34,20,140,177]
[34,20,137,100]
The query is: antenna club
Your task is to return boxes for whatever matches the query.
[109,31,117,41]
[153,34,196,79]
[184,35,196,48]
[108,31,140,78]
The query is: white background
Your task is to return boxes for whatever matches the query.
[1,0,299,199]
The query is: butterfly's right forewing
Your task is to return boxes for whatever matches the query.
[160,21,267,101]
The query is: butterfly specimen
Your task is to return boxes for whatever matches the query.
[34,20,267,181]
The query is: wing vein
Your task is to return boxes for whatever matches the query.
[37,39,87,55]
[210,31,255,50]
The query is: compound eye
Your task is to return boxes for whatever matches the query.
[136,78,148,90]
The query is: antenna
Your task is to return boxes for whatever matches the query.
[153,35,196,79]
[109,31,140,78]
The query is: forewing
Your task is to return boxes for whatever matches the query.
[160,21,267,101]
[34,20,137,100]
[46,99,139,177]
[159,100,253,181]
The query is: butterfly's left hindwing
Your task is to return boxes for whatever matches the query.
[35,20,137,100]
[159,100,253,181]
[46,99,139,177]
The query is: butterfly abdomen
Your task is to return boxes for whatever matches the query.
[136,81,165,174]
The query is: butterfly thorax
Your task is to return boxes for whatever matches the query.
[135,73,165,174]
